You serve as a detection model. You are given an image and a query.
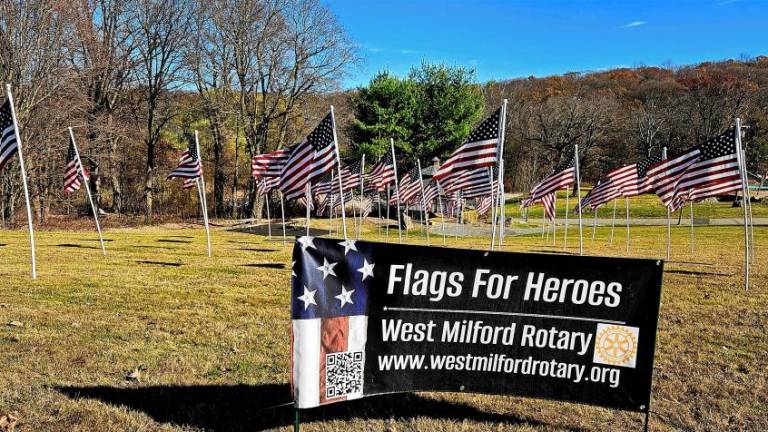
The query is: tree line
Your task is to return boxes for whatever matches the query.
[1,0,766,225]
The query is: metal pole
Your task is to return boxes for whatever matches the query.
[575,144,583,255]
[385,185,391,241]
[6,85,36,278]
[416,160,429,245]
[563,187,569,251]
[329,106,347,240]
[280,192,287,247]
[592,206,598,243]
[489,166,497,250]
[610,199,617,245]
[377,191,382,237]
[305,183,311,236]
[689,201,694,254]
[437,181,446,245]
[294,407,300,432]
[390,139,402,243]
[358,154,365,239]
[497,100,508,245]
[663,147,670,260]
[68,127,106,256]
[627,197,632,256]
[263,179,272,240]
[552,193,557,246]
[735,118,749,290]
[195,131,212,257]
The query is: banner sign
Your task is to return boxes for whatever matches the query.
[291,237,663,412]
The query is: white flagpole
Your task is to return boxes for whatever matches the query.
[626,197,631,255]
[455,192,461,241]
[358,154,365,240]
[689,201,694,254]
[490,166,497,250]
[377,192,382,237]
[735,118,749,290]
[68,127,106,256]
[7,85,36,279]
[552,193,557,246]
[496,100,508,246]
[390,139,402,243]
[592,206,598,243]
[416,159,430,245]
[663,146,670,260]
[329,106,347,240]
[563,185,569,251]
[263,178,272,240]
[385,185,391,241]
[610,199,617,245]
[305,183,311,236]
[575,144,583,256]
[280,191,287,247]
[328,170,336,236]
[194,131,212,257]
[436,181,446,245]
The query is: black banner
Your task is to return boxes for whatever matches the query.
[291,237,663,412]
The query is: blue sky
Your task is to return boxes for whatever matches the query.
[324,0,768,89]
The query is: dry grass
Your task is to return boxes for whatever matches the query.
[0,218,766,431]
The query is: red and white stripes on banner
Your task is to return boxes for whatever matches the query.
[291,315,368,407]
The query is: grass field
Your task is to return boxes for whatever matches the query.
[0,217,766,431]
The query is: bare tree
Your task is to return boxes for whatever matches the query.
[128,0,190,220]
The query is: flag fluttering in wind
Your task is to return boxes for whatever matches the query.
[63,136,89,193]
[0,100,19,172]
[390,166,422,205]
[522,154,576,221]
[280,113,337,200]
[256,176,280,196]
[433,108,501,184]
[366,152,396,192]
[578,154,663,211]
[252,147,291,178]
[668,129,742,209]
[475,195,493,216]
[337,160,363,193]
[167,140,203,183]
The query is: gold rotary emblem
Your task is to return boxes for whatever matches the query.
[595,325,638,366]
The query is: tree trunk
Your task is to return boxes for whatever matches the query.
[145,139,155,221]
[210,117,226,217]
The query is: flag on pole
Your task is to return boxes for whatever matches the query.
[366,152,396,192]
[433,108,501,183]
[668,129,742,209]
[256,176,280,196]
[475,195,493,216]
[390,166,422,205]
[64,136,89,193]
[578,154,663,211]
[167,140,203,182]
[252,147,291,178]
[524,155,576,204]
[280,113,337,200]
[338,160,363,192]
[0,100,19,172]
[421,180,440,211]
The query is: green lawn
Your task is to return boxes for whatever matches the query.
[0,220,766,431]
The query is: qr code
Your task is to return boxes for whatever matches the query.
[325,351,363,399]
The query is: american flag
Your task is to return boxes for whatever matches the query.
[366,153,395,192]
[578,154,663,211]
[475,195,493,216]
[525,154,576,203]
[433,108,501,183]
[667,129,742,209]
[63,136,89,193]
[256,176,280,196]
[0,100,19,172]
[291,236,373,408]
[167,140,203,181]
[280,113,337,200]
[338,160,363,193]
[390,166,422,205]
[421,180,440,211]
[643,147,701,207]
[313,171,336,196]
[442,168,491,195]
[446,193,464,218]
[252,147,291,178]
[521,193,556,221]
[182,178,198,190]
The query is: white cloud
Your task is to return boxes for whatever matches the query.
[618,21,647,29]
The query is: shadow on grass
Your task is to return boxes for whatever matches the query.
[55,384,548,431]
[55,243,102,250]
[665,269,733,277]
[134,245,177,250]
[229,224,325,238]
[240,248,279,253]
[157,239,193,244]
[136,260,183,267]
[666,260,713,266]
[78,238,114,242]
[241,263,285,269]
[528,249,577,255]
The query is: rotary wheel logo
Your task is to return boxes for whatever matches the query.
[594,325,638,367]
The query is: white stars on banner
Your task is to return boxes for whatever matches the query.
[297,286,317,310]
[317,258,338,280]
[358,258,375,281]
[335,286,355,308]
[298,236,316,251]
